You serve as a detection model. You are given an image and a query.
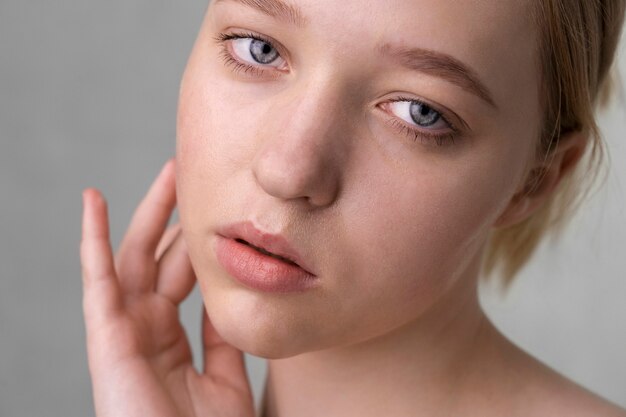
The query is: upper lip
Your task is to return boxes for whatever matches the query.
[216,220,316,275]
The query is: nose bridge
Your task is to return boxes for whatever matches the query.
[252,72,352,205]
[281,73,350,148]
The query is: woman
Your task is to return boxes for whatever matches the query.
[80,0,626,415]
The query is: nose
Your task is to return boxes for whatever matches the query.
[251,77,351,207]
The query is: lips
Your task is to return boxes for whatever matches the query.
[234,238,299,265]
[215,220,315,275]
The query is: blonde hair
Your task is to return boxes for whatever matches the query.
[482,0,626,288]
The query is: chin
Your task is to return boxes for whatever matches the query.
[202,285,325,359]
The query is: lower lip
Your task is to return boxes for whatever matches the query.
[214,235,317,293]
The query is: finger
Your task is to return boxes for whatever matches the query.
[155,232,196,304]
[155,222,181,261]
[80,188,123,323]
[202,305,251,394]
[115,158,176,293]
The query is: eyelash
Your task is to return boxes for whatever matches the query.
[213,31,460,147]
[385,96,459,147]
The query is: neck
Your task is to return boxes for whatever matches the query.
[260,256,499,417]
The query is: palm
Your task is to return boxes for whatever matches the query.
[81,159,256,417]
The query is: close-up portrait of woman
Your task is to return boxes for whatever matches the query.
[1,0,625,416]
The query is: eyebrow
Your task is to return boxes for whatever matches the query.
[215,0,497,109]
[376,43,497,108]
[214,0,308,28]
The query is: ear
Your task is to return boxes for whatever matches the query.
[493,130,588,229]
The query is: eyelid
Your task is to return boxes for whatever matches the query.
[385,116,459,147]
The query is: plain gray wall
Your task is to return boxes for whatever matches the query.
[1,1,625,416]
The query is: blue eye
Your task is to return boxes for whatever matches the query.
[235,37,281,64]
[214,31,286,77]
[388,99,449,131]
[385,97,459,146]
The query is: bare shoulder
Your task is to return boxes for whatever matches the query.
[499,337,626,417]
[529,371,626,417]
[480,324,626,417]
[534,375,626,417]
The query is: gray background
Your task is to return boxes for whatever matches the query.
[1,1,625,416]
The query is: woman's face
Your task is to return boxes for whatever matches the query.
[176,0,540,358]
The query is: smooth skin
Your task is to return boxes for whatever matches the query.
[81,0,626,416]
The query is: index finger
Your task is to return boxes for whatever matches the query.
[80,188,122,319]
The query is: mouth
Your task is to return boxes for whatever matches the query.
[215,234,317,292]
[215,220,315,275]
[235,238,301,267]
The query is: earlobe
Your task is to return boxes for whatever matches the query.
[492,191,532,229]
[493,130,588,229]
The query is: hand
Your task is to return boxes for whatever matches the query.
[80,159,256,417]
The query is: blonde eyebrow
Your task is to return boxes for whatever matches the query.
[214,0,308,28]
[376,43,497,109]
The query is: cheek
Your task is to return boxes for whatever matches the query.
[338,149,522,318]
[177,68,228,178]
[176,64,253,224]
[176,67,278,189]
